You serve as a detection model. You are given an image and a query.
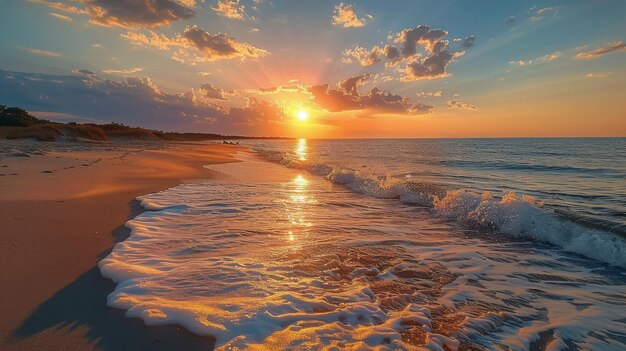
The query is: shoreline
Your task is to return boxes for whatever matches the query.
[0,140,244,350]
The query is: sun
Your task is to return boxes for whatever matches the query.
[296,110,308,121]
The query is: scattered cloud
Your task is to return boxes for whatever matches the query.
[586,72,613,78]
[530,6,555,21]
[510,51,561,66]
[49,12,72,21]
[417,91,442,98]
[575,41,626,59]
[31,0,195,28]
[447,99,478,110]
[122,25,269,63]
[309,74,432,115]
[342,25,471,81]
[199,83,227,100]
[462,35,475,48]
[102,67,144,75]
[72,69,97,76]
[342,46,381,66]
[332,3,370,28]
[24,48,62,57]
[211,0,246,20]
[29,0,88,14]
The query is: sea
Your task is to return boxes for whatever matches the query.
[99,138,626,350]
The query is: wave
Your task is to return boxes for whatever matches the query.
[254,148,626,269]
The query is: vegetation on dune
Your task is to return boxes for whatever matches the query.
[0,105,286,142]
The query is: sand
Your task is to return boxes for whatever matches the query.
[0,140,246,350]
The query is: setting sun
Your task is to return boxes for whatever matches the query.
[296,110,309,121]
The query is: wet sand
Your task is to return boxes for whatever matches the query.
[0,141,244,350]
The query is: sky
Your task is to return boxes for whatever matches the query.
[0,0,625,138]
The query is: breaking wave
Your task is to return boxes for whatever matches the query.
[254,148,626,268]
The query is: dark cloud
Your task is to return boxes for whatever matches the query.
[122,25,269,63]
[309,74,432,115]
[384,45,400,60]
[575,41,626,59]
[462,35,475,48]
[505,16,515,25]
[0,68,283,134]
[395,25,448,56]
[84,0,195,28]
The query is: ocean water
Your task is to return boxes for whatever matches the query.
[100,138,626,350]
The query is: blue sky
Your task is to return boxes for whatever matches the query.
[1,0,625,137]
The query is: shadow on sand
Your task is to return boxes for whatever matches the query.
[10,200,216,351]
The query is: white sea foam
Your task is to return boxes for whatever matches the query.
[99,158,626,350]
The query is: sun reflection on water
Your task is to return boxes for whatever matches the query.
[295,138,307,161]
[285,174,314,242]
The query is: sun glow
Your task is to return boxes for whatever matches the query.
[296,110,309,121]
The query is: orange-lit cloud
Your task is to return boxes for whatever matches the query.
[49,12,72,21]
[30,0,195,28]
[575,41,626,59]
[29,0,88,14]
[332,3,370,28]
[447,99,478,110]
[24,48,62,57]
[509,51,561,66]
[309,74,432,115]
[585,72,613,79]
[102,67,143,75]
[85,0,195,28]
[122,25,269,63]
[211,0,246,20]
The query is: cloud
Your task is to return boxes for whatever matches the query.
[530,6,555,21]
[49,12,72,21]
[29,0,88,14]
[72,69,98,76]
[24,48,62,57]
[0,68,285,134]
[31,0,195,28]
[332,3,370,28]
[342,25,471,81]
[417,91,442,97]
[505,16,515,25]
[342,46,381,66]
[536,7,554,15]
[447,99,477,110]
[575,41,626,59]
[509,51,561,66]
[84,0,195,28]
[211,0,246,19]
[199,83,227,100]
[102,67,143,74]
[122,25,269,63]
[462,35,475,48]
[309,74,432,115]
[586,72,613,78]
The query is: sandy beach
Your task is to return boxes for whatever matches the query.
[0,140,244,350]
